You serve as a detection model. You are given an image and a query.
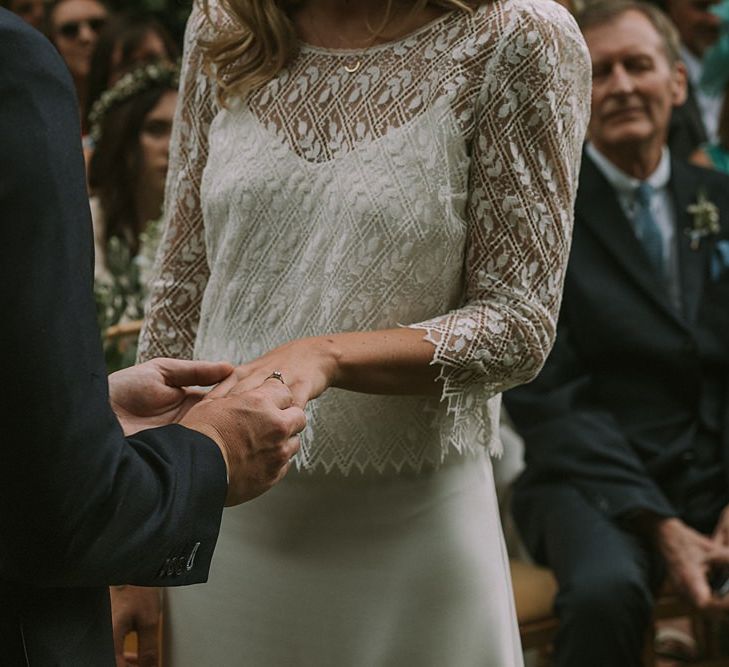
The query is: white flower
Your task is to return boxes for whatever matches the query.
[685,190,720,250]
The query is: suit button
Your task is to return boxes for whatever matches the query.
[157,558,171,578]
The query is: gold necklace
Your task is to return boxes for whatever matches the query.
[297,9,373,73]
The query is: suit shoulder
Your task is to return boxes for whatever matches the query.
[0,9,70,88]
[1,8,48,56]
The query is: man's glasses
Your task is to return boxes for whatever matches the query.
[56,17,106,40]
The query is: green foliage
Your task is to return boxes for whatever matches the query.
[95,218,162,372]
[95,236,145,372]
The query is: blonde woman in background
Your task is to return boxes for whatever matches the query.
[137,0,591,664]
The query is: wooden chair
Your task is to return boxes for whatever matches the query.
[645,586,729,667]
[122,620,163,665]
[102,319,143,370]
[511,560,559,667]
[104,319,143,345]
[510,559,729,667]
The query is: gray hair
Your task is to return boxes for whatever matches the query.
[576,0,682,65]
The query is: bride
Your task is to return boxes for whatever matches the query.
[137,0,590,664]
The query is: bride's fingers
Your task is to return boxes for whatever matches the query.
[225,374,269,397]
[205,367,254,399]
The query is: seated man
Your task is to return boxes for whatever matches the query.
[504,2,729,666]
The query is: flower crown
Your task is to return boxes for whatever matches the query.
[88,60,180,144]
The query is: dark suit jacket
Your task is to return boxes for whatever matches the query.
[0,11,227,665]
[669,81,709,162]
[505,151,729,561]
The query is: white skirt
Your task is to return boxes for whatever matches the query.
[163,450,523,667]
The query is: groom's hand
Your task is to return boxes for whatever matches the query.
[181,378,306,506]
[109,358,235,435]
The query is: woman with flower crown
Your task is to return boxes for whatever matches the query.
[88,61,178,372]
[88,60,179,280]
[137,0,590,664]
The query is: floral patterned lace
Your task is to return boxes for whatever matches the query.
[138,0,590,474]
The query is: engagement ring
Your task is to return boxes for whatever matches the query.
[266,370,285,385]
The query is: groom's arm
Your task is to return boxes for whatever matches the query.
[0,10,228,587]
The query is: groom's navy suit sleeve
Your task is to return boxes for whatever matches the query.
[0,10,227,587]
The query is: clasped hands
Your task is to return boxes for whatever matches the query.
[109,355,314,507]
[654,509,729,611]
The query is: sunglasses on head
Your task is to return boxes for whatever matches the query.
[56,17,106,39]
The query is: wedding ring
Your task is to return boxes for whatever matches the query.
[266,370,285,385]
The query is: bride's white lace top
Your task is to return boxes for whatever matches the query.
[138,0,590,474]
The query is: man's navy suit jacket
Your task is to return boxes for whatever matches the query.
[505,151,729,562]
[0,10,227,664]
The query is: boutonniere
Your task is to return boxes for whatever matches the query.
[685,190,720,250]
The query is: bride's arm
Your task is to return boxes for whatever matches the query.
[210,329,440,406]
[137,4,217,362]
[405,6,592,406]
[215,6,592,408]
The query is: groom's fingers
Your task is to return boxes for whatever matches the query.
[283,406,307,438]
[205,370,241,400]
[236,377,296,409]
[155,358,235,389]
[226,374,295,405]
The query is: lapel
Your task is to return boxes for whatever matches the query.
[576,152,688,330]
[671,159,710,323]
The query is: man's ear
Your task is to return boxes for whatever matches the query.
[671,60,688,107]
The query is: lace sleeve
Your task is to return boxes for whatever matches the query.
[409,5,591,406]
[137,5,217,361]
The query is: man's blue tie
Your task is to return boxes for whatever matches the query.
[633,182,664,275]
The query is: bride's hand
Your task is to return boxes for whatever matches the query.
[208,337,340,407]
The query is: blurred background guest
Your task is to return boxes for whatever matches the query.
[88,60,178,369]
[506,2,729,665]
[48,0,109,132]
[0,0,45,30]
[692,0,729,172]
[84,11,178,143]
[658,0,725,158]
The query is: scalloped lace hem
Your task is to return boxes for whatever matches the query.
[290,394,502,476]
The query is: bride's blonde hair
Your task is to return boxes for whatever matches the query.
[200,0,482,104]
